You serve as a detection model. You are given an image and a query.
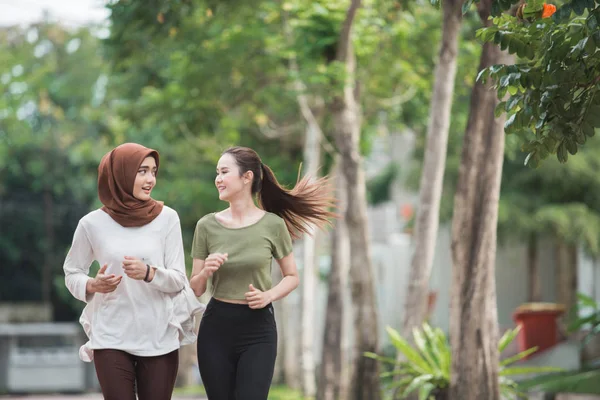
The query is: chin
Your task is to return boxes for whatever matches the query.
[134,193,151,201]
[218,193,230,202]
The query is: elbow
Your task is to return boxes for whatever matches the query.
[291,274,300,291]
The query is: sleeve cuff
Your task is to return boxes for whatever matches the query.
[79,277,94,303]
[147,267,164,289]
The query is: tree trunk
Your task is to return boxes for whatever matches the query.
[300,120,321,397]
[331,1,380,398]
[449,1,513,398]
[281,291,301,390]
[401,0,463,341]
[318,158,349,400]
[272,265,285,384]
[528,233,542,302]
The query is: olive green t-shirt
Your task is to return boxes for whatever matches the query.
[190,212,293,300]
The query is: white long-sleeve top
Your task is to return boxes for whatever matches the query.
[64,206,188,360]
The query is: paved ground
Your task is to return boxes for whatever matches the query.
[0,395,206,400]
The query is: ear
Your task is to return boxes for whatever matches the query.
[243,170,254,185]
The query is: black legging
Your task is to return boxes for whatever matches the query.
[197,298,277,400]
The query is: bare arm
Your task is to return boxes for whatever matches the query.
[189,253,228,297]
[267,252,300,302]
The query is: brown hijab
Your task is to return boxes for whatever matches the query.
[98,143,164,227]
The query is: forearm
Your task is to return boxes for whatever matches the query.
[190,272,209,297]
[267,274,299,303]
[147,267,187,293]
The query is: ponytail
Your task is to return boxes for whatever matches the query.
[259,162,337,239]
[222,146,336,239]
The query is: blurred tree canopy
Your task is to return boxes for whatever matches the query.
[1,0,455,320]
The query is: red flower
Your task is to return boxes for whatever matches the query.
[541,3,557,18]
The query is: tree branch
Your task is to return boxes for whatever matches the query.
[336,0,362,63]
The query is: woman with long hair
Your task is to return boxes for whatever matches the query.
[190,146,336,399]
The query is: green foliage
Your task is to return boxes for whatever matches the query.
[365,324,562,399]
[519,369,600,394]
[478,0,600,166]
[568,293,600,347]
[0,23,113,319]
[367,163,399,205]
[498,140,600,255]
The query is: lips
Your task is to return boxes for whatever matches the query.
[217,186,226,192]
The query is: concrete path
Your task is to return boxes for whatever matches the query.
[0,395,206,400]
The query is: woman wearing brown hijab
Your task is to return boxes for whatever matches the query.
[63,143,200,400]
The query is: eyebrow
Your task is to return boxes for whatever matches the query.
[139,165,158,170]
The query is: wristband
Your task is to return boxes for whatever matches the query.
[144,264,151,282]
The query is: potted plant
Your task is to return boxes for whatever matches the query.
[512,302,566,358]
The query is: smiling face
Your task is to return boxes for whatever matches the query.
[132,156,157,201]
[215,153,253,202]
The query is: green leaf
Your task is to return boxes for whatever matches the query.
[572,0,587,16]
[588,106,600,127]
[557,143,569,163]
[495,101,507,117]
[566,139,578,155]
[402,374,435,397]
[498,326,520,353]
[462,0,475,14]
[386,326,431,374]
[582,324,600,347]
[363,352,398,365]
[570,37,589,56]
[553,4,572,22]
[577,293,598,308]
[567,313,600,332]
[587,14,598,31]
[418,383,436,400]
[524,151,539,167]
[500,347,540,367]
[412,328,439,368]
[501,366,564,376]
[476,68,489,84]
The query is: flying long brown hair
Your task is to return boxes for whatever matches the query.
[222,146,337,239]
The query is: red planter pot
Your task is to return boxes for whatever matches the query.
[512,303,566,358]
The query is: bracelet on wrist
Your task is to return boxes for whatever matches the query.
[143,264,151,282]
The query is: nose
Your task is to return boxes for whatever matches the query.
[146,173,156,185]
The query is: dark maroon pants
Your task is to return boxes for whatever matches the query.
[94,349,179,400]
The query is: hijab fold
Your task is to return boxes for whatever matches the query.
[98,143,164,227]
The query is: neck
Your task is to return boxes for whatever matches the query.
[228,195,258,221]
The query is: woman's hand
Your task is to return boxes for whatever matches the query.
[122,256,154,281]
[86,264,122,294]
[245,284,273,309]
[201,253,228,278]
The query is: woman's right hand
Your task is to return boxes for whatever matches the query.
[201,253,228,278]
[86,264,122,294]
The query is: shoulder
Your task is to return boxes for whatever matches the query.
[263,212,288,231]
[195,213,216,229]
[79,209,108,228]
[160,205,180,221]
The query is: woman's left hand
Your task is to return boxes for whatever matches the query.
[245,284,272,309]
[123,256,154,281]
